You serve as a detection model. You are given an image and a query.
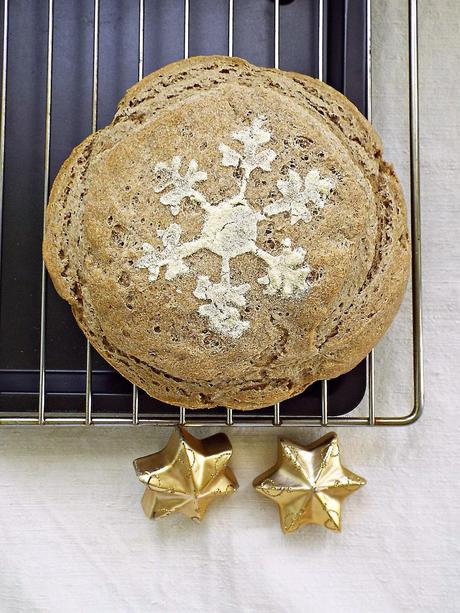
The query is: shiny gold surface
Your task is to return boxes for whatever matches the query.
[253,432,366,533]
[133,426,238,521]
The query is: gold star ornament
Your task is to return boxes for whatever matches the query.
[133,426,238,522]
[253,433,366,533]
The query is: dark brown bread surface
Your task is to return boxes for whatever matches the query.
[43,56,410,409]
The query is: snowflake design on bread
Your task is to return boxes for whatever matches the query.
[134,116,335,339]
[264,168,334,225]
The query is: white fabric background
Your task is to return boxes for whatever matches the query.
[1,1,459,611]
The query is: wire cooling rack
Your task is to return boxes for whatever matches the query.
[0,0,423,427]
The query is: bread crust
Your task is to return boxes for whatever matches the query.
[43,56,410,409]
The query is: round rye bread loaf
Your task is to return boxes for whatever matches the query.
[43,56,410,410]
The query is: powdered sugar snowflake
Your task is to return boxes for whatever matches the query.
[134,116,335,339]
[264,168,334,225]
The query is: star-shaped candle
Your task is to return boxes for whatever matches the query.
[133,426,238,522]
[253,433,366,533]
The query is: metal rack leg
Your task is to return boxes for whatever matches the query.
[272,0,281,426]
[318,0,329,427]
[184,0,190,60]
[38,0,54,425]
[274,0,280,70]
[365,0,376,426]
[318,0,324,81]
[228,0,234,58]
[225,0,235,428]
[321,380,328,426]
[85,0,100,426]
[366,0,372,120]
[176,0,191,426]
[367,351,375,425]
[132,0,145,426]
[408,0,424,421]
[0,0,8,275]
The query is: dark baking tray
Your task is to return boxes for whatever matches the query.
[0,0,368,419]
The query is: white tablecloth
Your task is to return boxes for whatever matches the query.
[1,2,459,611]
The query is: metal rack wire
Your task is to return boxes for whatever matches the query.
[0,0,423,427]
